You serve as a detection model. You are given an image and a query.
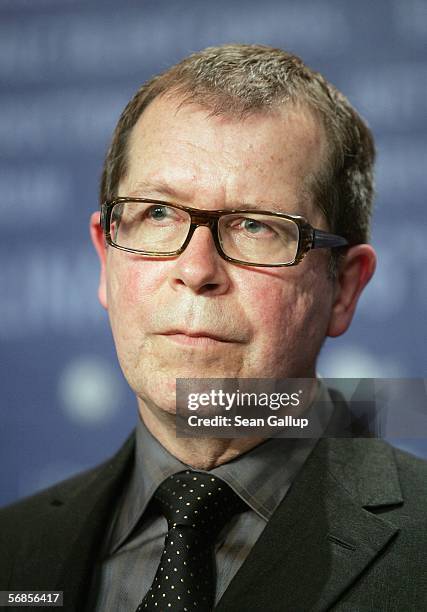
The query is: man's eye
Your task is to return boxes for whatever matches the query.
[242,218,269,233]
[145,205,171,220]
[233,217,275,236]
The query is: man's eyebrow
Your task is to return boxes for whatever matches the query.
[126,179,184,200]
[125,179,305,214]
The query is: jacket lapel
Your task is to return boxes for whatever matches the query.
[216,438,403,611]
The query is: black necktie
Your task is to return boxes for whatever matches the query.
[136,470,246,612]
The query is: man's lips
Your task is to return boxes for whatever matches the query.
[158,330,237,346]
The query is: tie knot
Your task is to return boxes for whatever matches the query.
[154,470,244,538]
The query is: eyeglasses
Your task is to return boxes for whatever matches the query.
[100,198,349,267]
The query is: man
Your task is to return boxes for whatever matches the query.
[1,45,426,612]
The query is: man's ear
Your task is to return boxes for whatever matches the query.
[90,211,108,310]
[327,244,376,338]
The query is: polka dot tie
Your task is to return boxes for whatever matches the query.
[136,470,246,612]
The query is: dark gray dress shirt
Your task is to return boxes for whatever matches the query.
[92,383,333,611]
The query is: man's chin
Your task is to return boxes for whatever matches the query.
[137,392,178,422]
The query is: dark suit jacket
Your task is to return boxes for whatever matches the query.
[1,432,426,611]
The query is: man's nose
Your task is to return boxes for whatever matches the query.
[168,226,231,295]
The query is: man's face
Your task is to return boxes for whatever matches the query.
[95,96,336,415]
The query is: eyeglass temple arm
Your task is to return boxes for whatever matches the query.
[312,229,349,250]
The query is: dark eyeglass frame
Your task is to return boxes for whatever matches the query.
[100,198,349,267]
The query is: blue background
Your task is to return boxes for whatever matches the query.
[1,0,426,506]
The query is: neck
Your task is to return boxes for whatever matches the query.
[137,377,319,470]
[138,399,265,470]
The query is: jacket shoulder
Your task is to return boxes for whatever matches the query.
[0,432,135,539]
[392,444,427,504]
[0,462,110,558]
[1,462,102,515]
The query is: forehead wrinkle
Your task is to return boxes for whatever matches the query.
[124,178,186,200]
[121,148,314,215]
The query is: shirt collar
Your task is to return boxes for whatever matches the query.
[109,380,334,552]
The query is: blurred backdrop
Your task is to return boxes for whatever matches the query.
[1,0,426,506]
